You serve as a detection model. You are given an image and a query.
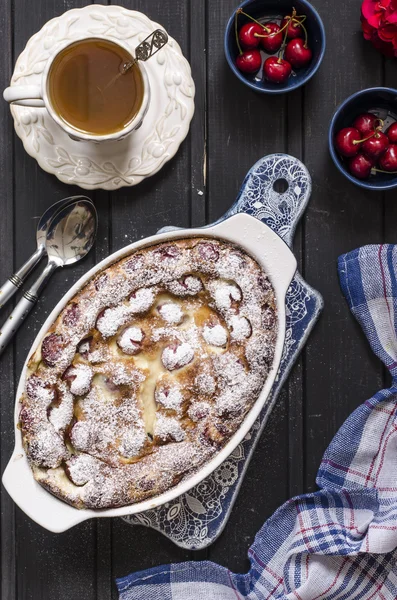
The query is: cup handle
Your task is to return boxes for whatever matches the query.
[3,85,45,107]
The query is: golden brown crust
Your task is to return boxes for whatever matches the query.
[20,237,277,509]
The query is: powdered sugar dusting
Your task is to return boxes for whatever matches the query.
[161,343,195,371]
[70,387,145,466]
[96,304,130,338]
[229,315,252,341]
[203,324,228,347]
[119,425,147,459]
[66,454,99,486]
[154,414,185,442]
[195,372,216,395]
[28,427,69,469]
[26,375,55,405]
[155,385,184,412]
[68,364,93,396]
[97,288,154,338]
[158,302,184,324]
[48,382,74,433]
[117,326,144,355]
[129,288,155,312]
[184,276,203,293]
[166,275,203,296]
[188,401,211,421]
[212,282,241,311]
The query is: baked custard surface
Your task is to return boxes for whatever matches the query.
[20,238,277,509]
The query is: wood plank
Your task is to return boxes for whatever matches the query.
[10,1,108,599]
[189,0,207,228]
[0,1,16,598]
[303,0,384,492]
[383,57,397,247]
[286,87,305,498]
[383,54,397,391]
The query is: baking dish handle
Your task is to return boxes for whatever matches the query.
[2,454,88,533]
[210,212,297,300]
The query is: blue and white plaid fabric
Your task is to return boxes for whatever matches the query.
[117,244,397,600]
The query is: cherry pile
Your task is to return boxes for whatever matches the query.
[335,114,397,180]
[234,8,312,84]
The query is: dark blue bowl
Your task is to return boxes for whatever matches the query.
[329,87,397,191]
[224,0,326,94]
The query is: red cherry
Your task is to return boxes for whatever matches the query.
[41,333,65,367]
[281,16,304,38]
[263,57,292,84]
[352,113,378,136]
[284,38,312,68]
[238,22,262,49]
[379,144,397,171]
[62,302,80,326]
[362,131,389,160]
[335,127,362,157]
[348,154,374,180]
[197,242,219,261]
[260,22,283,54]
[155,244,180,260]
[386,122,397,144]
[236,49,262,74]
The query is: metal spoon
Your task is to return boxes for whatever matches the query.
[0,195,90,309]
[0,199,97,354]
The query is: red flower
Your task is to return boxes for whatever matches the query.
[362,1,381,27]
[361,0,397,56]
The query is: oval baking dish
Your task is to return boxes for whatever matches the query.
[3,213,296,532]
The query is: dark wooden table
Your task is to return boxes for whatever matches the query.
[1,0,396,598]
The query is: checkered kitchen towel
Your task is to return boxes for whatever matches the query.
[117,244,397,600]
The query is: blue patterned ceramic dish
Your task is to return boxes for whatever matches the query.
[224,0,326,94]
[329,87,397,190]
[122,154,323,549]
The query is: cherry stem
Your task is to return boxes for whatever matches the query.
[352,125,384,145]
[294,15,309,46]
[255,16,301,38]
[372,168,397,173]
[278,14,292,62]
[237,9,271,33]
[235,10,243,54]
[302,22,309,47]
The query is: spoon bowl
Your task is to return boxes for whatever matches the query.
[0,195,90,309]
[46,200,97,267]
[36,195,91,252]
[0,199,97,355]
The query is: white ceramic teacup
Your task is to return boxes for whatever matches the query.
[3,35,150,143]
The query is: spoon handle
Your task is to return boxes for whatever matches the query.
[134,29,168,63]
[0,261,58,355]
[0,246,45,309]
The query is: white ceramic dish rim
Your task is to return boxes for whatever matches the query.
[2,213,297,532]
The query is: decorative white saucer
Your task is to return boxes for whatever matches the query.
[9,5,195,190]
